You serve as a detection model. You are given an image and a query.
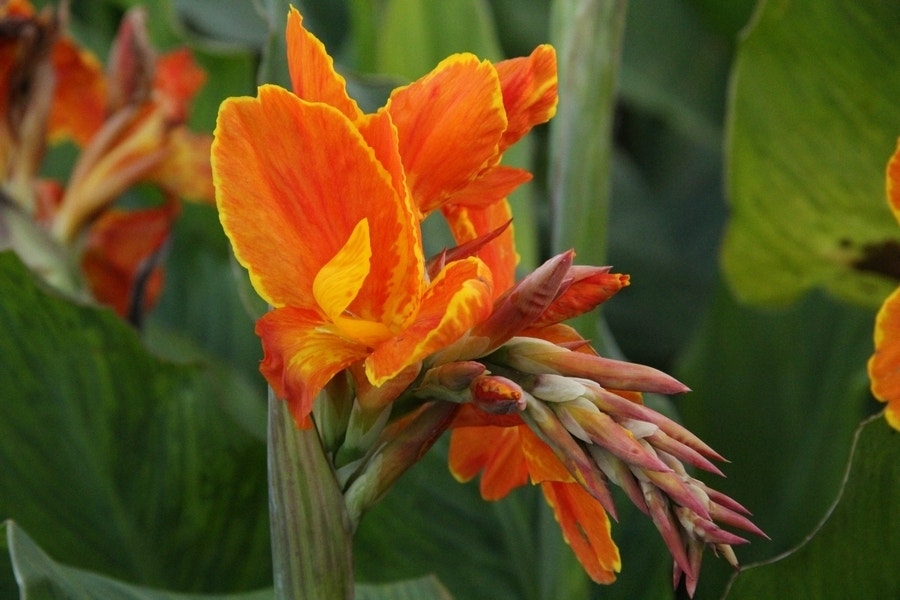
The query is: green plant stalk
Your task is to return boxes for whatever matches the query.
[548,0,628,346]
[268,388,354,599]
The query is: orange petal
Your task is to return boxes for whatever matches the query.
[448,425,529,500]
[154,48,206,123]
[48,37,106,145]
[532,269,630,328]
[887,138,900,226]
[495,44,558,153]
[442,199,518,298]
[352,108,424,329]
[541,481,621,584]
[388,54,507,214]
[285,6,362,122]
[366,257,493,385]
[446,165,532,209]
[869,286,900,430]
[81,200,178,317]
[257,306,369,428]
[520,424,574,483]
[213,85,421,321]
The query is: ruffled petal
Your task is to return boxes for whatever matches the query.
[495,44,558,153]
[442,200,518,298]
[366,257,493,385]
[285,6,362,122]
[448,425,529,500]
[869,286,900,430]
[257,306,369,428]
[213,85,419,318]
[388,54,507,214]
[541,481,621,584]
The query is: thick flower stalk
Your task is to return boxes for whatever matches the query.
[0,0,213,319]
[212,5,763,597]
[868,139,900,431]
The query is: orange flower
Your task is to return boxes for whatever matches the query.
[1,2,212,319]
[284,7,557,295]
[869,139,900,430]
[212,87,494,428]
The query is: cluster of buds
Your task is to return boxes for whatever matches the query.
[327,246,765,595]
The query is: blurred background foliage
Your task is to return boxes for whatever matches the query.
[3,0,898,598]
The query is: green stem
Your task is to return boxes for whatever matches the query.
[267,389,354,599]
[549,0,628,346]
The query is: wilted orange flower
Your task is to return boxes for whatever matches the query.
[868,139,900,430]
[1,1,212,318]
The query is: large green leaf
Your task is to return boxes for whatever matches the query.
[4,521,272,600]
[723,0,900,307]
[674,283,878,598]
[724,415,900,599]
[0,251,270,593]
[4,520,454,600]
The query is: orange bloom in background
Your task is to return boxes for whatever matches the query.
[284,7,557,295]
[868,140,900,430]
[1,1,212,319]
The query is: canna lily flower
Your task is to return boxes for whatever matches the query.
[283,7,557,295]
[868,139,900,430]
[1,1,213,318]
[212,83,495,429]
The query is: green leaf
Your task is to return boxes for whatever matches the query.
[548,0,626,343]
[723,0,900,307]
[0,251,270,593]
[723,415,900,599]
[4,521,273,600]
[674,283,878,598]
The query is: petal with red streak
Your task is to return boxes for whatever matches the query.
[81,201,178,316]
[213,85,420,320]
[495,44,558,153]
[869,286,900,430]
[388,54,507,214]
[443,200,518,298]
[541,481,621,584]
[285,6,362,121]
[533,269,630,328]
[257,306,369,428]
[366,257,493,385]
